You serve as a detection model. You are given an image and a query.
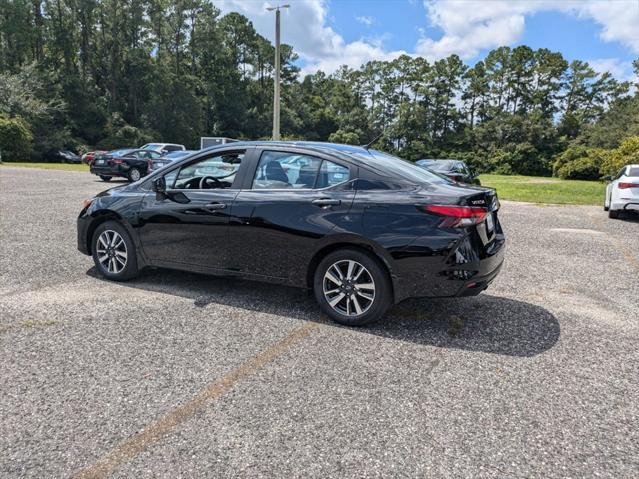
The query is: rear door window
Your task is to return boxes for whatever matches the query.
[316,161,350,188]
[252,151,322,189]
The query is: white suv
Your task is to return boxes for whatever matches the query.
[141,143,186,154]
[604,164,639,219]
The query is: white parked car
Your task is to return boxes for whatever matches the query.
[604,164,639,219]
[140,143,186,154]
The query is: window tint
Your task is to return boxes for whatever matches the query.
[252,151,321,189]
[627,167,639,177]
[316,160,350,188]
[173,151,244,190]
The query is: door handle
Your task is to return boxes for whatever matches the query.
[312,198,341,207]
[204,202,226,211]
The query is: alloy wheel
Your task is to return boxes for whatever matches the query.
[129,168,141,181]
[96,230,128,274]
[323,260,375,316]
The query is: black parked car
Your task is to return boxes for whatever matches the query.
[90,148,163,182]
[78,142,504,326]
[43,150,81,163]
[416,159,481,185]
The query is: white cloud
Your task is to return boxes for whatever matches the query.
[214,0,638,77]
[588,58,635,82]
[215,0,405,75]
[417,0,639,60]
[356,15,376,26]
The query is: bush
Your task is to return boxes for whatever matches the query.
[0,115,33,161]
[553,146,608,180]
[600,136,639,176]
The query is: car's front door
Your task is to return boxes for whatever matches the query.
[137,148,251,270]
[228,148,356,281]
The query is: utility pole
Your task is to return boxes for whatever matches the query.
[267,4,289,140]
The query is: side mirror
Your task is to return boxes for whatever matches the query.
[152,176,166,194]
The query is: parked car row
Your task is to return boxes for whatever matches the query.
[89,143,190,181]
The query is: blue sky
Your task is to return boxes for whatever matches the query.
[217,0,639,80]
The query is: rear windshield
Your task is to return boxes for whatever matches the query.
[143,144,162,150]
[419,160,458,172]
[627,167,639,177]
[354,151,450,185]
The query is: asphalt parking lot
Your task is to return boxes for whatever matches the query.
[1,166,638,478]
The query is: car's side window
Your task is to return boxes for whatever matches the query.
[316,160,350,188]
[252,151,322,189]
[172,151,245,190]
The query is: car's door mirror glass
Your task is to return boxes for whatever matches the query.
[152,176,166,193]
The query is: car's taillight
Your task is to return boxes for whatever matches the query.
[618,182,639,189]
[421,204,488,227]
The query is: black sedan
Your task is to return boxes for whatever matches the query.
[78,142,505,326]
[90,148,163,182]
[416,159,481,185]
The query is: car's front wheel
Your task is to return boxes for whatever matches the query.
[128,167,141,182]
[314,248,391,326]
[99,175,112,182]
[91,221,138,281]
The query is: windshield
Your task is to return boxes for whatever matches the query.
[355,151,451,185]
[142,144,162,150]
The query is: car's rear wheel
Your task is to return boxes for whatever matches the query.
[314,248,391,326]
[99,175,112,182]
[128,168,141,182]
[91,221,138,281]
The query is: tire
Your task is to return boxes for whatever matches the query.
[99,175,112,182]
[608,209,620,219]
[91,220,139,281]
[313,248,392,326]
[604,205,609,211]
[128,167,141,182]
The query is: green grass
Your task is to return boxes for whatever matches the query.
[1,162,88,171]
[479,174,605,206]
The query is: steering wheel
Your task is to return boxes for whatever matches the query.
[199,176,224,189]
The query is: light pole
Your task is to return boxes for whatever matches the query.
[267,4,289,141]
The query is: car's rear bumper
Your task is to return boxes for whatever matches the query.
[393,233,506,302]
[90,165,124,177]
[622,202,639,211]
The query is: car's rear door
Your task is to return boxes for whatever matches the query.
[137,147,253,270]
[227,148,356,281]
